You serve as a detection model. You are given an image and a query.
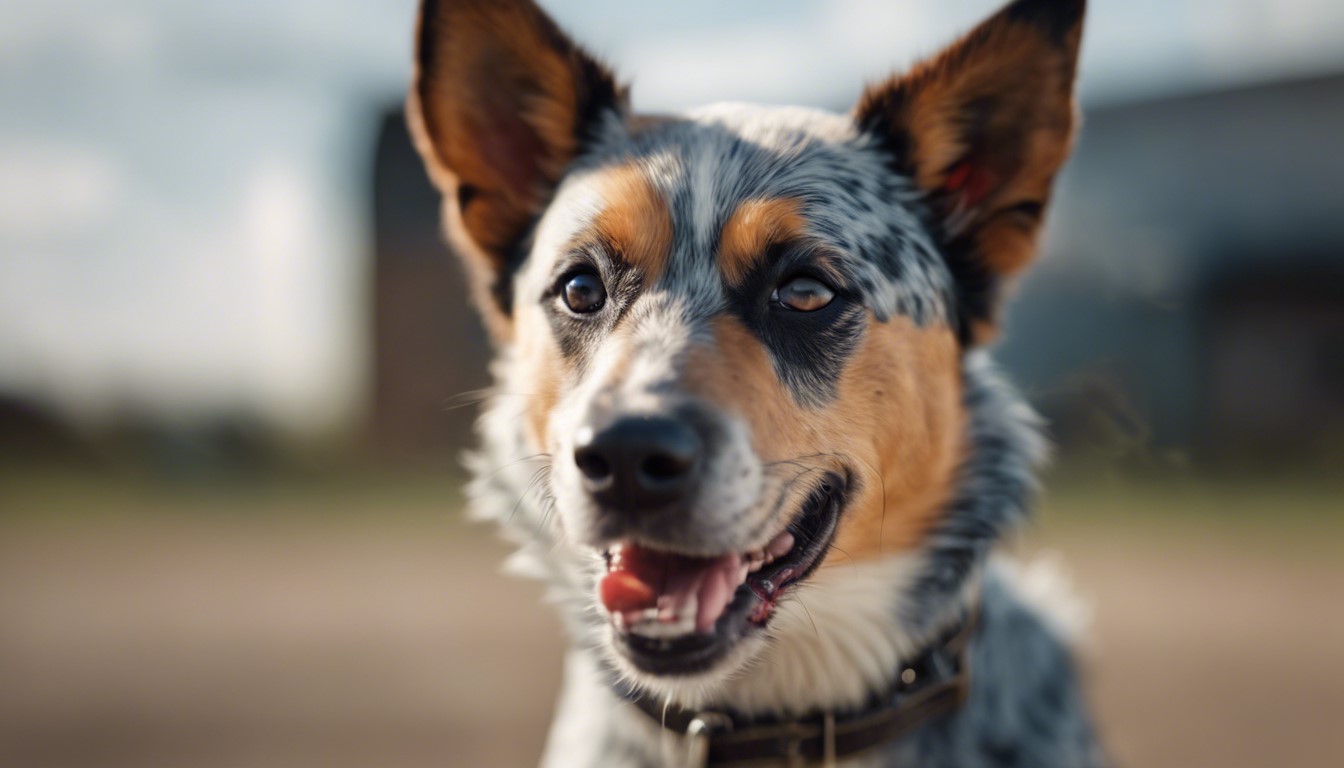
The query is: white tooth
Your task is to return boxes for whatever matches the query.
[679,594,698,623]
[633,595,696,638]
[748,559,763,573]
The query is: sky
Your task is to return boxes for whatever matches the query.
[1,0,1342,434]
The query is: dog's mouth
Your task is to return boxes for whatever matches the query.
[596,474,845,676]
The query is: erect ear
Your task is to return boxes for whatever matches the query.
[407,0,626,341]
[855,0,1084,345]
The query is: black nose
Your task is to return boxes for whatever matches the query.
[574,415,702,511]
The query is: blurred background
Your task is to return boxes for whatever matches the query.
[2,1,1342,766]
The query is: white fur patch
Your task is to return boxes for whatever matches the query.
[990,552,1093,646]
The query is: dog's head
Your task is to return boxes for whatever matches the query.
[410,0,1082,691]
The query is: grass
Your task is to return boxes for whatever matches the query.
[1035,468,1344,559]
[3,462,1340,557]
[0,464,470,527]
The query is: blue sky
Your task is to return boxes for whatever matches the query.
[2,0,1341,433]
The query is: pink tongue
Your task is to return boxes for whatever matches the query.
[599,545,744,633]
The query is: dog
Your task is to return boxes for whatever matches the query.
[408,0,1104,765]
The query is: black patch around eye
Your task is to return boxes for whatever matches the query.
[544,248,643,363]
[728,249,866,408]
[762,303,866,408]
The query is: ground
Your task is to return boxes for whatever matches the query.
[1,470,1342,767]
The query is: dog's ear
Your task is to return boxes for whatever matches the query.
[855,0,1084,345]
[407,0,626,340]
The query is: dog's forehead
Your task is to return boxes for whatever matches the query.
[529,103,952,323]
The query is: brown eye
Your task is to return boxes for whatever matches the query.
[771,276,835,312]
[562,271,606,313]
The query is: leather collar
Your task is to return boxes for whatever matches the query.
[625,610,976,767]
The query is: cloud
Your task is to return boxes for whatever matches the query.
[0,143,119,240]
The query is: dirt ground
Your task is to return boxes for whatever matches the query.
[2,476,1342,767]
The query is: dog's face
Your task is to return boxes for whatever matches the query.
[410,0,1081,690]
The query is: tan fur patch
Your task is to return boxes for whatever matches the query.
[718,198,808,286]
[517,314,567,451]
[413,0,584,251]
[408,0,626,341]
[893,25,1076,204]
[683,315,965,561]
[827,318,964,559]
[853,6,1081,344]
[592,166,674,280]
[683,317,819,462]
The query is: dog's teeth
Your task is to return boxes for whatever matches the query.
[630,596,697,638]
[656,595,677,622]
[748,559,763,573]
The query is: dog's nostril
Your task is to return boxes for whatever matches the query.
[574,447,613,482]
[641,452,692,482]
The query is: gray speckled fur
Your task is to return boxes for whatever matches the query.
[433,5,1106,763]
[526,357,1106,767]
[886,569,1106,768]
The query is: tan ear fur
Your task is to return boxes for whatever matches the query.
[855,0,1085,344]
[407,0,626,340]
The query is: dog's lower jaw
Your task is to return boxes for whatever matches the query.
[603,553,932,716]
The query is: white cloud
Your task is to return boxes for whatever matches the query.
[0,143,119,240]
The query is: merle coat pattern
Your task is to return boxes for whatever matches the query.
[408,0,1105,765]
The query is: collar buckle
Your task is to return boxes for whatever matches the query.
[685,711,732,768]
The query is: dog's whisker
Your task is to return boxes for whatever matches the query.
[440,389,538,411]
[819,543,860,579]
[794,593,822,642]
[508,465,552,525]
[536,489,559,535]
[479,452,553,484]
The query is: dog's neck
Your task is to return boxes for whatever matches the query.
[472,350,1043,720]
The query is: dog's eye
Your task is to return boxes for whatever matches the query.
[771,276,835,312]
[562,271,607,313]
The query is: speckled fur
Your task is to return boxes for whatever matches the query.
[479,353,1105,768]
[412,0,1104,765]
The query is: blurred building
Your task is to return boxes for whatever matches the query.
[369,111,490,461]
[1001,72,1344,465]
